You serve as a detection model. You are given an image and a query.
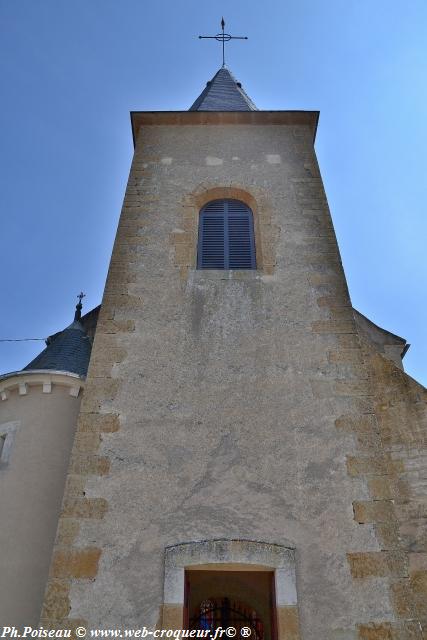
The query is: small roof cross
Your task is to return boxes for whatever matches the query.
[199,17,248,68]
[74,291,86,321]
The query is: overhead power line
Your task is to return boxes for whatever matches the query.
[0,338,46,342]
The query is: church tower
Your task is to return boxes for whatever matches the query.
[39,60,427,640]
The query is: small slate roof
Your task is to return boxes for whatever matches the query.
[189,66,257,112]
[23,320,92,378]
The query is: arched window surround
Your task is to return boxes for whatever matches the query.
[171,186,277,277]
[192,187,265,272]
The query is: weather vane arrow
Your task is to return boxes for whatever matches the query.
[199,17,248,67]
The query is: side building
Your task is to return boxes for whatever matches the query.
[0,302,95,627]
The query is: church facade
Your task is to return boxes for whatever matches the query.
[1,66,426,640]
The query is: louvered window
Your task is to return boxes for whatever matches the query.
[197,199,256,269]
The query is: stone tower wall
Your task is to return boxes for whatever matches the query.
[40,121,427,639]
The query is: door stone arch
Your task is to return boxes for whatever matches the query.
[162,539,300,640]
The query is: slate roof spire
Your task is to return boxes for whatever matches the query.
[23,294,92,377]
[189,66,257,112]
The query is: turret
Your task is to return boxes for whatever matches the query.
[0,297,92,627]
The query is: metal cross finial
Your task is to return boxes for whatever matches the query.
[199,17,248,68]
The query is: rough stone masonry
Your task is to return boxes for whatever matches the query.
[41,112,427,640]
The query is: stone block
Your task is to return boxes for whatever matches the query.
[73,431,101,453]
[69,454,110,476]
[308,273,342,286]
[338,334,361,349]
[89,333,119,351]
[399,521,427,553]
[395,501,427,522]
[346,455,404,477]
[123,236,148,246]
[55,518,80,546]
[87,362,112,378]
[357,623,393,640]
[347,551,408,578]
[367,478,394,500]
[50,548,101,579]
[102,293,143,311]
[328,350,364,364]
[310,379,333,398]
[160,604,183,630]
[335,380,371,396]
[353,500,395,524]
[40,579,70,621]
[100,319,136,333]
[311,320,355,334]
[316,296,353,308]
[62,497,108,519]
[358,622,425,640]
[82,378,120,412]
[277,605,301,640]
[63,475,86,497]
[335,414,377,432]
[409,555,427,573]
[390,579,414,617]
[374,523,401,550]
[170,231,191,244]
[78,413,120,433]
[410,570,427,615]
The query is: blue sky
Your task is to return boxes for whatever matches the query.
[0,0,426,385]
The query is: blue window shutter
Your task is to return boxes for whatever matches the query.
[197,200,256,270]
[226,200,256,269]
[197,201,226,268]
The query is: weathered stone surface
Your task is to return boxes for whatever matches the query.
[55,519,80,546]
[79,412,120,433]
[160,604,183,630]
[357,623,394,640]
[353,500,395,524]
[39,118,427,639]
[62,497,108,519]
[41,580,71,621]
[50,548,101,579]
[68,453,110,476]
[277,606,301,640]
[347,551,408,578]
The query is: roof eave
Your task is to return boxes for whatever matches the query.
[130,110,320,148]
[0,369,84,383]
